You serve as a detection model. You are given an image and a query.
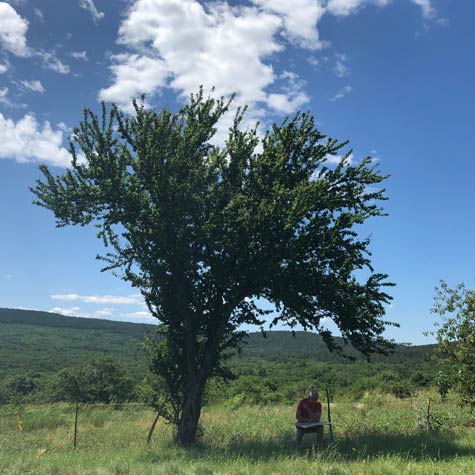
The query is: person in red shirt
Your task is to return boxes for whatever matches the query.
[296,389,323,449]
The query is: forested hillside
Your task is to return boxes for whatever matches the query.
[0,308,439,403]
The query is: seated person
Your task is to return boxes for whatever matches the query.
[296,389,324,449]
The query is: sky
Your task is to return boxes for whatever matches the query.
[0,0,473,344]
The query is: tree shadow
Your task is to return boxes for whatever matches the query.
[141,428,475,463]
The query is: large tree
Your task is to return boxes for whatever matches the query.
[31,89,393,445]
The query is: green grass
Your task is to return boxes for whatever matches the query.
[1,397,475,474]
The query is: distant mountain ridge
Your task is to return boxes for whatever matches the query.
[0,307,155,336]
[0,308,436,379]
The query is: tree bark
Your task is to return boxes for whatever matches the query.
[176,376,207,446]
[175,300,242,446]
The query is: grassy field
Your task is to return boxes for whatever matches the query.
[1,397,474,475]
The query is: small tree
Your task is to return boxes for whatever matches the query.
[31,89,393,445]
[432,281,475,406]
[53,357,134,403]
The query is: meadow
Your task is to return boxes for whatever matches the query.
[1,396,474,475]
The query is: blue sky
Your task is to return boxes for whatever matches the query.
[0,0,473,344]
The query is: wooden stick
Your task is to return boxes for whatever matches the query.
[73,400,79,448]
[426,398,432,432]
[147,412,160,444]
[326,388,333,442]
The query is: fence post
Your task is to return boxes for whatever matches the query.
[326,389,334,442]
[147,412,160,444]
[426,398,432,432]
[16,411,23,432]
[74,400,79,448]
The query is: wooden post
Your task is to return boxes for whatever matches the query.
[73,400,79,448]
[16,411,23,433]
[147,412,160,444]
[326,389,334,442]
[426,398,432,432]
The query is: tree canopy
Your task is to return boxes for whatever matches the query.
[31,89,393,444]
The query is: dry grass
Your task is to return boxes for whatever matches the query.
[0,397,474,474]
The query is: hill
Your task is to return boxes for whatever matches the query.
[0,307,435,372]
[0,308,439,401]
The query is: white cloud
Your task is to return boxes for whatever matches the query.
[327,0,435,18]
[70,50,88,61]
[94,308,115,316]
[334,52,349,77]
[0,4,72,75]
[307,56,319,69]
[0,86,26,108]
[0,113,72,166]
[49,306,81,317]
[0,61,9,73]
[33,8,45,22]
[326,0,393,17]
[330,85,352,101]
[325,152,354,165]
[100,0,440,125]
[36,50,70,74]
[250,0,326,49]
[99,54,169,111]
[126,310,153,318]
[51,293,143,305]
[0,2,30,57]
[79,0,104,23]
[411,0,435,19]
[326,0,366,16]
[100,0,310,117]
[267,71,309,114]
[20,79,45,93]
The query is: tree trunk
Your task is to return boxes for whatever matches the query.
[175,303,239,446]
[176,377,206,446]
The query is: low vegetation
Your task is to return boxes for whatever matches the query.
[1,396,474,474]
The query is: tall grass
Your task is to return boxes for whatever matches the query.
[1,396,474,474]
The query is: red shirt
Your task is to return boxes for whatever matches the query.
[296,397,322,422]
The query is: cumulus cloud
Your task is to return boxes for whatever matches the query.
[250,0,326,49]
[0,3,71,75]
[20,79,45,93]
[79,0,104,23]
[99,54,169,112]
[267,71,309,114]
[100,0,308,118]
[100,0,440,125]
[0,113,72,166]
[0,2,29,57]
[51,293,143,305]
